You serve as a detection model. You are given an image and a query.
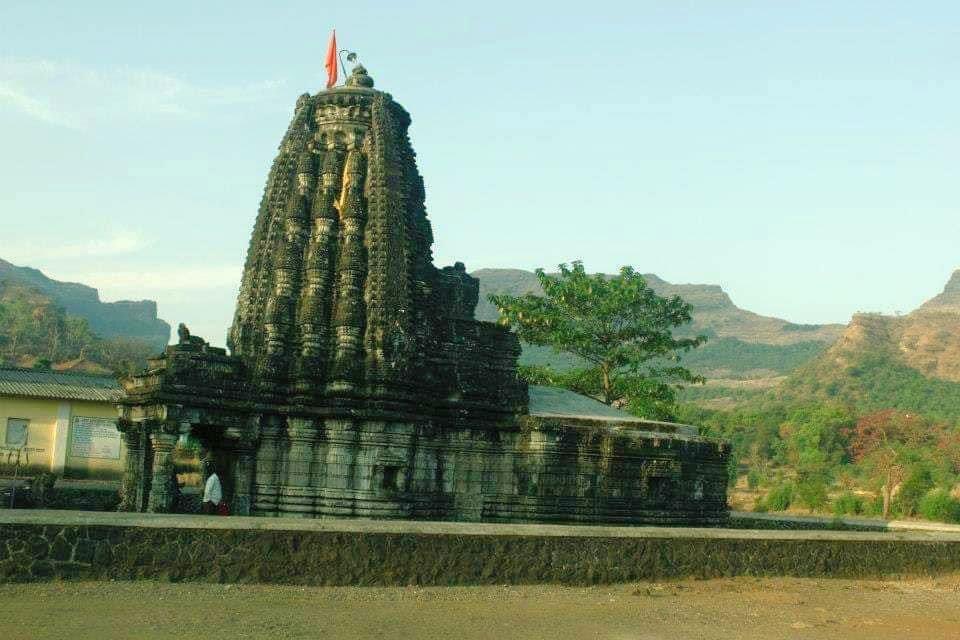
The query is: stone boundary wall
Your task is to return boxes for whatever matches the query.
[728,511,887,532]
[3,510,960,585]
[730,511,960,533]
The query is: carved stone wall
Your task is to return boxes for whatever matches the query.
[248,415,727,524]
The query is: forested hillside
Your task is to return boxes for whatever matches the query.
[0,279,157,376]
[0,258,169,349]
[680,270,960,522]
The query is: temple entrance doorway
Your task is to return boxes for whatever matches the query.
[191,427,229,508]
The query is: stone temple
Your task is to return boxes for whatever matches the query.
[117,64,729,524]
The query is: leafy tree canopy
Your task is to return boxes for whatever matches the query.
[489,262,706,419]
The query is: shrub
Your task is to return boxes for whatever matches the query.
[897,466,935,517]
[862,495,884,517]
[764,482,794,511]
[861,494,903,519]
[746,469,762,491]
[832,491,864,516]
[918,489,960,524]
[795,475,829,512]
[752,495,768,513]
[727,453,741,489]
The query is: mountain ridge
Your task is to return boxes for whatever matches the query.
[472,268,843,381]
[745,269,960,420]
[0,258,170,349]
[472,268,844,346]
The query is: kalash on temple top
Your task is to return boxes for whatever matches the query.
[116,41,729,525]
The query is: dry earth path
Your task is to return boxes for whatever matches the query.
[2,575,960,639]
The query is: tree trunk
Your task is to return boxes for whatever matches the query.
[48,326,60,360]
[601,365,612,405]
[882,471,892,520]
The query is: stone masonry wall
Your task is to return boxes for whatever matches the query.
[3,512,960,585]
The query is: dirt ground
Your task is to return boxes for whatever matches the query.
[1,576,959,640]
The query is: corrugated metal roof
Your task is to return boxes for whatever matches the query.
[0,367,123,403]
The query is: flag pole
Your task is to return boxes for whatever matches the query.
[339,49,358,84]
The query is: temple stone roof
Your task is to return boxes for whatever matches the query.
[528,385,699,435]
[0,367,122,403]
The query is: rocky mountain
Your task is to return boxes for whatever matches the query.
[472,268,844,380]
[803,270,960,383]
[0,258,169,350]
[772,270,960,419]
[918,270,960,315]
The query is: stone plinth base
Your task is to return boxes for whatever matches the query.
[244,414,729,525]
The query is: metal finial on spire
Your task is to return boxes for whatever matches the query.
[341,51,374,88]
[339,49,358,80]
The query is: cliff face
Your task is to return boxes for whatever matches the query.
[894,311,960,382]
[0,258,170,349]
[770,270,960,419]
[815,271,960,384]
[918,269,960,314]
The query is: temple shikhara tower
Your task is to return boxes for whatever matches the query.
[117,64,729,524]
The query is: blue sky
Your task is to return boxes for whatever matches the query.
[1,1,958,345]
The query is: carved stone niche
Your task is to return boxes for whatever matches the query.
[373,456,408,497]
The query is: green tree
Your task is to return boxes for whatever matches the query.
[897,465,935,517]
[490,262,705,419]
[777,405,853,512]
[64,316,96,360]
[89,336,156,377]
[847,410,938,519]
[1,295,38,359]
[918,489,960,523]
[0,280,153,373]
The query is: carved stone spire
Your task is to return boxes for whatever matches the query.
[228,70,523,409]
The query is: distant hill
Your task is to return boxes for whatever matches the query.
[772,270,960,420]
[0,281,156,375]
[472,268,843,380]
[0,258,169,350]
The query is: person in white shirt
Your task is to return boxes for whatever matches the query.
[202,469,223,515]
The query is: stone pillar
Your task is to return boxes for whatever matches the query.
[280,417,317,517]
[252,415,284,516]
[231,445,256,516]
[322,419,356,492]
[230,417,259,516]
[285,418,315,488]
[147,427,179,513]
[117,419,143,512]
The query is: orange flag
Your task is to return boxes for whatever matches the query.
[325,30,338,89]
